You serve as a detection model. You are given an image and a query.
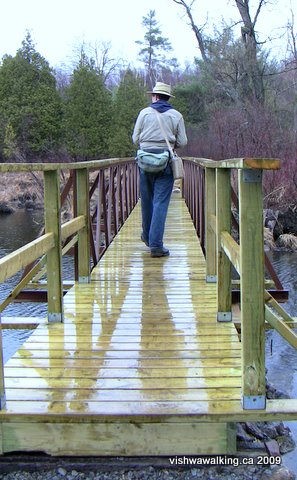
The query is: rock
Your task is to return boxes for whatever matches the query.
[273,208,297,240]
[264,439,280,456]
[24,199,35,210]
[275,234,297,251]
[260,465,296,480]
[277,434,296,454]
[245,422,270,440]
[0,202,15,214]
[57,467,67,476]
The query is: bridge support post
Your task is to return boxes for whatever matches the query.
[76,168,90,283]
[0,314,6,410]
[44,170,64,323]
[216,169,232,321]
[205,168,217,283]
[239,169,266,409]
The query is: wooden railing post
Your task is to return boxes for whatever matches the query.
[205,168,216,282]
[44,170,63,322]
[239,168,266,410]
[76,168,90,283]
[216,169,232,322]
[0,315,5,410]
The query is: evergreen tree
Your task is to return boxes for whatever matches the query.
[63,54,112,160]
[109,69,147,157]
[0,32,62,161]
[136,10,178,86]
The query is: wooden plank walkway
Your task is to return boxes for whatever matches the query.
[2,193,295,455]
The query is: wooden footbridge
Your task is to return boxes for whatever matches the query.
[0,157,296,455]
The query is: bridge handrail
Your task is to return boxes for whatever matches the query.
[0,157,134,173]
[182,156,297,410]
[183,157,280,170]
[0,157,138,317]
[0,158,139,408]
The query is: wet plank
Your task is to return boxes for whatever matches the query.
[3,195,241,418]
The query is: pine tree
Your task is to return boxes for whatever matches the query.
[136,10,178,87]
[109,69,147,157]
[0,32,62,161]
[63,54,112,160]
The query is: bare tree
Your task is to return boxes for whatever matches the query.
[235,0,266,103]
[172,0,267,104]
[286,9,297,66]
[172,0,208,61]
[71,40,124,85]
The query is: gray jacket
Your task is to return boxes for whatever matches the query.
[132,107,187,151]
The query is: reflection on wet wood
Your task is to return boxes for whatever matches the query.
[0,195,251,454]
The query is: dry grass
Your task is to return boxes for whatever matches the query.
[0,172,43,204]
[264,227,276,250]
[275,233,297,251]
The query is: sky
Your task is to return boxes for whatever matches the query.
[0,0,295,70]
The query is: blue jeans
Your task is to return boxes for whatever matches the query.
[139,163,174,249]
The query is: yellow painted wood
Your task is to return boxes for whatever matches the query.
[221,231,240,275]
[265,305,297,349]
[5,366,241,379]
[61,215,85,240]
[238,169,266,407]
[44,170,63,323]
[0,233,54,283]
[1,422,229,455]
[216,169,232,318]
[205,168,216,279]
[0,157,280,175]
[76,168,90,283]
[7,357,241,369]
[3,193,295,455]
[0,157,135,173]
[265,291,293,323]
[0,317,5,411]
[1,197,240,414]
[1,399,297,422]
[186,157,280,170]
[0,254,47,313]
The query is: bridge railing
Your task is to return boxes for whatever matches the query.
[183,157,297,410]
[0,158,139,408]
[0,158,138,320]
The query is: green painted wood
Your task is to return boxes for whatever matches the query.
[216,169,232,321]
[44,170,63,323]
[76,169,90,283]
[238,169,266,409]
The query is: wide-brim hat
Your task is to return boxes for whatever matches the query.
[147,82,175,98]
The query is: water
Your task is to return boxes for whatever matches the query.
[1,210,297,470]
[265,250,297,473]
[0,208,75,360]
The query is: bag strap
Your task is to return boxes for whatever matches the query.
[152,108,175,157]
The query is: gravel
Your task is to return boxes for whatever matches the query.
[0,463,296,480]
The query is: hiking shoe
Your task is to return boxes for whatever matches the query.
[141,233,149,247]
[151,247,170,258]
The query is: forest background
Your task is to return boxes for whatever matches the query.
[0,0,296,211]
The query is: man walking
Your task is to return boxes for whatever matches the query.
[132,82,187,257]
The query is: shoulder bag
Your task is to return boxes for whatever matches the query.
[153,109,185,180]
